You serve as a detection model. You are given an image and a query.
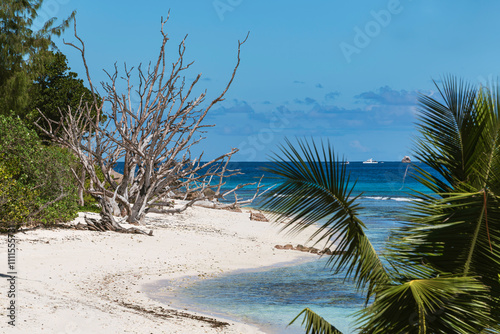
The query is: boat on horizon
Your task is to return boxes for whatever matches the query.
[363,158,378,164]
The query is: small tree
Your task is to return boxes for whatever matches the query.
[30,51,103,139]
[37,17,253,231]
[0,0,75,118]
[30,50,104,206]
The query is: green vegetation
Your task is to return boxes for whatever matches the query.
[29,50,102,140]
[261,76,500,333]
[0,115,78,232]
[0,0,75,120]
[0,164,36,231]
[0,1,104,231]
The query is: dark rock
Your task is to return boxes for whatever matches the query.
[319,248,333,255]
[185,192,200,200]
[203,188,216,200]
[250,212,269,222]
[295,244,306,251]
[274,244,333,256]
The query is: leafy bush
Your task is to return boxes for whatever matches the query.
[0,164,37,231]
[0,115,78,231]
[32,145,79,224]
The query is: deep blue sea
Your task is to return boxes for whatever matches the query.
[134,161,431,333]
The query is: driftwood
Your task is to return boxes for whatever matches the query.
[35,16,259,232]
[77,197,153,235]
[81,216,153,236]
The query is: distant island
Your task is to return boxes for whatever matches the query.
[402,156,411,163]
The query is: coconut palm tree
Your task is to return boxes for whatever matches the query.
[260,76,500,333]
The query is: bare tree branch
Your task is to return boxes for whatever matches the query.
[36,18,260,231]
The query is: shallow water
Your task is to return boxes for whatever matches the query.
[142,162,432,333]
[146,213,404,333]
[145,259,364,333]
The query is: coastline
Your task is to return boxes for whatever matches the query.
[143,255,318,334]
[0,205,323,333]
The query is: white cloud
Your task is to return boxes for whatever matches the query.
[349,140,369,152]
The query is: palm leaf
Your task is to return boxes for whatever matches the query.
[475,82,500,195]
[414,75,482,191]
[260,138,390,294]
[290,308,343,334]
[357,276,494,334]
[389,76,500,324]
[262,77,500,332]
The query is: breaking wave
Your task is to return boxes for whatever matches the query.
[363,196,423,202]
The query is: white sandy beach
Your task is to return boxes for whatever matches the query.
[0,205,324,333]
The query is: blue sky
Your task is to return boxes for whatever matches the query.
[41,0,500,161]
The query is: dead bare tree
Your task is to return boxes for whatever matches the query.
[36,16,258,231]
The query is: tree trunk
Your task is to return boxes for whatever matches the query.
[106,196,122,216]
[127,192,149,225]
[82,196,152,235]
[124,164,152,224]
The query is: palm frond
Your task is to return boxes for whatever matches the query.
[390,190,500,279]
[357,276,494,334]
[390,76,500,323]
[475,82,500,194]
[414,75,482,191]
[260,138,390,294]
[290,308,343,334]
[262,76,500,333]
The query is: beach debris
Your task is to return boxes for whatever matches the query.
[250,211,269,222]
[117,301,229,328]
[79,209,153,236]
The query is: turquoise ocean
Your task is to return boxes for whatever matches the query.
[135,161,432,333]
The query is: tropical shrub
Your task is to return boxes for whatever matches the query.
[0,114,78,231]
[0,163,37,231]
